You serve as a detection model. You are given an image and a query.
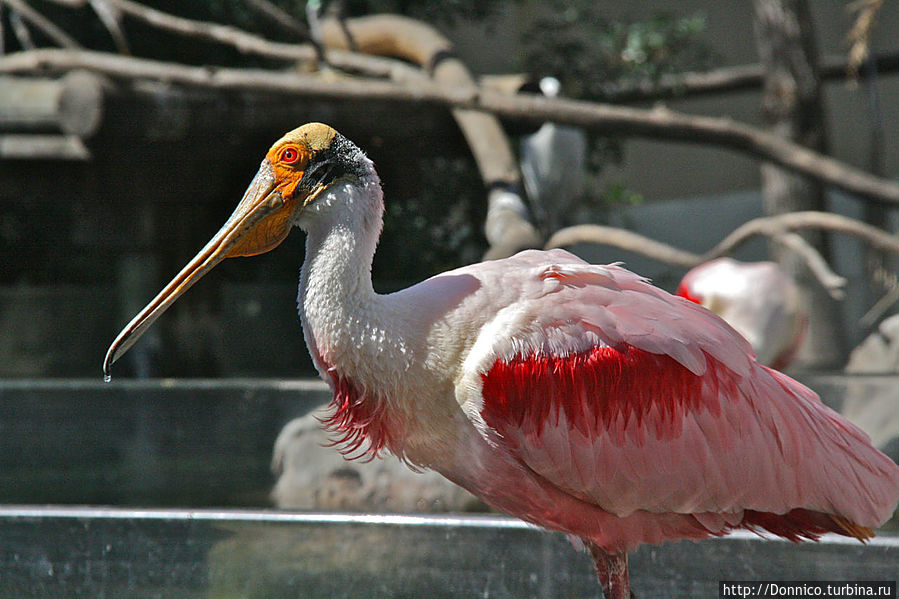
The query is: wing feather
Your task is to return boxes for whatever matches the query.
[460,253,899,530]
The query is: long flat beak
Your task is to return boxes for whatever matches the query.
[103,160,292,379]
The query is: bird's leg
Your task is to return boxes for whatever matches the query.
[584,540,635,599]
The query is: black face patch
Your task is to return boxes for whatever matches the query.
[302,157,337,191]
[300,134,364,194]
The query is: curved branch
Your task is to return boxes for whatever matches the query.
[547,211,898,298]
[707,211,899,258]
[0,48,405,93]
[772,233,846,299]
[474,97,899,206]
[320,13,540,256]
[545,224,699,267]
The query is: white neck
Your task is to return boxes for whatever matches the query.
[297,173,407,380]
[299,175,381,300]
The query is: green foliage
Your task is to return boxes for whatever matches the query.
[594,180,644,209]
[377,156,487,283]
[521,4,714,101]
[520,3,713,213]
[573,139,643,216]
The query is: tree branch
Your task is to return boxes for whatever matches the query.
[545,224,699,267]
[242,0,308,38]
[547,211,899,298]
[773,233,847,299]
[0,0,81,48]
[709,211,899,257]
[39,0,421,81]
[476,97,899,206]
[318,13,540,255]
[5,48,899,207]
[594,52,899,103]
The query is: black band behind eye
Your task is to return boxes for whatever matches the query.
[300,134,361,193]
[303,160,331,187]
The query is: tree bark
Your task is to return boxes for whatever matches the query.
[753,0,845,368]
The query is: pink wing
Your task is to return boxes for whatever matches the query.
[469,251,899,538]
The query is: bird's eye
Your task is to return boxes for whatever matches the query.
[281,147,300,164]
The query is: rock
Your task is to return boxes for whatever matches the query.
[845,314,899,374]
[271,406,487,512]
[841,314,899,464]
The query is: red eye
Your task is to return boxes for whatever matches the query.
[281,147,300,164]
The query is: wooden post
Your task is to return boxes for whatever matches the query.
[0,70,103,137]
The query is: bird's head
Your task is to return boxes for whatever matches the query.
[103,122,367,378]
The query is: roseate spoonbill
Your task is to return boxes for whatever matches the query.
[104,123,899,599]
[676,258,806,370]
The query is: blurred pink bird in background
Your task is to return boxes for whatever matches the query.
[677,258,806,370]
[105,124,899,599]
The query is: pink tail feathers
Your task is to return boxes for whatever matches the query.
[764,367,899,531]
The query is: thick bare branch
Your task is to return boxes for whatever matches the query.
[545,224,699,267]
[5,47,898,207]
[479,98,899,206]
[319,14,540,256]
